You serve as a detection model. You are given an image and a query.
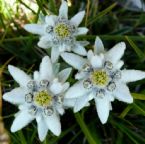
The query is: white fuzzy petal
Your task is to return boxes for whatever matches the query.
[121,70,145,83]
[70,11,85,26]
[50,82,63,95]
[24,24,44,35]
[45,15,56,26]
[94,36,104,54]
[109,103,112,110]
[106,92,115,102]
[3,87,26,105]
[38,40,51,49]
[39,56,53,80]
[114,60,124,69]
[44,112,61,136]
[62,82,70,92]
[73,44,87,56]
[18,104,28,110]
[61,52,87,70]
[59,0,68,19]
[8,65,31,87]
[75,71,87,80]
[58,68,72,83]
[38,35,53,49]
[87,50,94,61]
[51,47,60,63]
[78,41,89,46]
[106,42,126,64]
[11,110,34,132]
[55,104,65,115]
[114,83,133,103]
[74,93,90,112]
[63,98,76,107]
[65,80,89,98]
[94,97,110,124]
[53,63,60,76]
[33,71,40,81]
[36,115,48,142]
[76,27,88,35]
[90,55,103,69]
[58,44,69,52]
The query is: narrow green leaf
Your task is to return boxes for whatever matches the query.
[17,131,27,144]
[49,0,57,14]
[132,93,145,100]
[87,3,117,26]
[75,113,97,144]
[77,35,145,42]
[116,132,124,144]
[125,36,145,61]
[119,105,133,118]
[35,0,47,15]
[17,0,36,14]
[67,131,81,144]
[133,103,145,116]
[112,120,144,144]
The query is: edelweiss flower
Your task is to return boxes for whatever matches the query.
[61,37,145,124]
[3,56,72,141]
[24,0,88,62]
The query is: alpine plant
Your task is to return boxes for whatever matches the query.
[61,37,145,124]
[24,0,89,63]
[3,56,72,141]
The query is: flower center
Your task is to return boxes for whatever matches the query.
[54,23,71,38]
[91,70,109,87]
[34,90,52,107]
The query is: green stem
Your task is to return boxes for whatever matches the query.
[78,35,145,41]
[75,113,97,144]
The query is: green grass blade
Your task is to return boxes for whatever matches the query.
[133,103,145,116]
[17,0,36,14]
[77,35,145,42]
[74,113,97,144]
[87,3,117,26]
[125,36,145,61]
[112,120,144,144]
[119,105,133,118]
[132,93,145,100]
[49,0,57,14]
[17,131,27,144]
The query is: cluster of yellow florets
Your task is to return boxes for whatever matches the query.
[34,90,52,107]
[54,23,71,38]
[91,70,109,87]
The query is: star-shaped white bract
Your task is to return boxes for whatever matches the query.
[61,37,145,124]
[24,0,88,63]
[3,56,72,141]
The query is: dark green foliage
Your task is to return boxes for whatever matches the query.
[1,0,145,143]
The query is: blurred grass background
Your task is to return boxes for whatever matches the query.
[1,0,145,143]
